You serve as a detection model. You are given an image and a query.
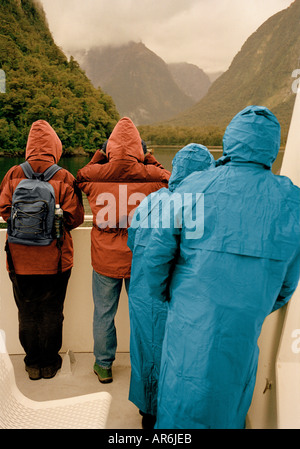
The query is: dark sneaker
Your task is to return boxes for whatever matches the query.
[93,363,113,383]
[41,357,62,379]
[25,365,41,381]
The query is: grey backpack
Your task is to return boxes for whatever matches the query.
[7,161,62,246]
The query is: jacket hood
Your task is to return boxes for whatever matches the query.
[221,105,281,168]
[25,120,62,164]
[169,143,215,191]
[106,117,144,162]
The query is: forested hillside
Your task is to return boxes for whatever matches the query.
[0,0,119,155]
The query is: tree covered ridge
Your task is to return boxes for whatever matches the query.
[0,0,120,155]
[138,124,224,147]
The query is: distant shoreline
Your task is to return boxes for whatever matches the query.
[0,145,285,158]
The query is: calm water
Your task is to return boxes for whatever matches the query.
[0,147,284,183]
[0,147,284,220]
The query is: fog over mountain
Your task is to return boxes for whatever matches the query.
[163,0,300,137]
[168,63,212,102]
[77,42,197,125]
[40,0,294,73]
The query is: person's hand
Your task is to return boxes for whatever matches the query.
[102,140,108,154]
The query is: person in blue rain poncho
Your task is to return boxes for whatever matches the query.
[127,143,215,429]
[143,106,300,429]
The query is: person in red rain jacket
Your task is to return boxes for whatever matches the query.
[77,117,170,383]
[0,120,84,380]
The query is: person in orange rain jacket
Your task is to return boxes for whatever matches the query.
[0,120,84,380]
[77,117,170,384]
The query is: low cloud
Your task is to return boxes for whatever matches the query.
[40,0,294,72]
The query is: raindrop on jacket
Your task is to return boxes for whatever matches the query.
[127,143,215,416]
[143,106,300,429]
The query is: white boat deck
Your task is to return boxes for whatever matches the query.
[10,351,142,429]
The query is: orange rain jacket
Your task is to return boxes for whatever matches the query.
[0,120,84,275]
[77,117,170,279]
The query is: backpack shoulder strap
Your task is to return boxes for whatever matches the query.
[20,161,35,179]
[43,164,62,181]
[20,161,62,181]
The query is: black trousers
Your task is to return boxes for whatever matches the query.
[9,269,71,369]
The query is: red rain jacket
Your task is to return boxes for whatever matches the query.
[77,117,170,278]
[0,120,84,275]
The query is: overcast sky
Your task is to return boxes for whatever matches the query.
[39,0,294,73]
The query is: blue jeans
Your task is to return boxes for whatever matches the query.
[92,270,130,368]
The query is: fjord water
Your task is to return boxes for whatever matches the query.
[0,147,284,183]
[0,147,284,218]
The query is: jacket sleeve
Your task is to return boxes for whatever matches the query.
[76,151,107,192]
[127,206,142,251]
[127,226,135,252]
[127,196,151,251]
[0,166,17,221]
[143,196,181,302]
[272,247,300,313]
[59,172,84,231]
[144,153,166,169]
[87,149,108,165]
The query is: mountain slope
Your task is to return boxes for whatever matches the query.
[80,42,195,125]
[0,0,119,153]
[165,0,300,136]
[168,62,211,102]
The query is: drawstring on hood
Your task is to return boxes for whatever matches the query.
[168,143,215,191]
[217,105,281,168]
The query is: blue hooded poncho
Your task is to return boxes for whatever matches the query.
[127,143,215,417]
[143,106,300,429]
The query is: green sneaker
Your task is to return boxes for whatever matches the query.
[93,363,113,383]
